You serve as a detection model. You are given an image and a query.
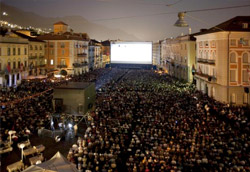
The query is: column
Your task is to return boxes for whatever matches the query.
[9,74,12,87]
[14,74,17,86]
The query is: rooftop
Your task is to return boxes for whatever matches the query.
[195,16,250,36]
[53,21,68,26]
[37,32,89,41]
[55,82,94,90]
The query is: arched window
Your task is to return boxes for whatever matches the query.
[243,53,249,63]
[230,52,236,63]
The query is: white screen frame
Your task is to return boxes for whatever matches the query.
[111,42,152,64]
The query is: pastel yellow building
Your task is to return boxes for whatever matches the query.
[0,30,29,87]
[14,31,46,76]
[37,22,90,75]
[194,16,250,105]
[161,34,196,83]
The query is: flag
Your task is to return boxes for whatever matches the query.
[6,64,11,73]
[20,63,24,72]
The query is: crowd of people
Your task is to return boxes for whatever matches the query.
[0,67,249,171]
[67,69,250,172]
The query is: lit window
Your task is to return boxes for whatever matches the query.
[231,93,236,103]
[50,59,54,65]
[242,23,248,29]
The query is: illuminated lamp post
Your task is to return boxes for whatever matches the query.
[19,143,25,162]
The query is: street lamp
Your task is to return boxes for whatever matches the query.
[174,12,189,27]
[20,143,25,162]
[8,130,16,145]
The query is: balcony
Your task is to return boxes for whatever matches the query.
[57,65,68,68]
[73,61,88,68]
[39,64,46,68]
[197,58,215,65]
[29,56,38,59]
[195,72,217,83]
[77,53,87,57]
[39,56,45,59]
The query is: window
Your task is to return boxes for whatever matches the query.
[61,42,65,48]
[230,53,236,63]
[25,61,27,67]
[50,59,54,65]
[230,70,236,82]
[205,41,209,47]
[62,50,65,55]
[35,45,38,50]
[18,60,21,68]
[61,59,66,65]
[13,61,16,69]
[230,39,236,46]
[45,59,47,64]
[212,51,216,59]
[50,50,54,55]
[8,48,11,55]
[40,45,43,50]
[213,68,216,77]
[212,41,215,47]
[18,48,20,55]
[30,45,33,50]
[24,48,27,55]
[243,39,249,46]
[13,48,16,55]
[231,93,236,104]
[243,53,249,63]
[243,70,249,82]
[242,23,248,29]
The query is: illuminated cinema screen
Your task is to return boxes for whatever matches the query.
[111,42,152,64]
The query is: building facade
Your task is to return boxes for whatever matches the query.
[37,22,90,76]
[101,40,110,68]
[0,30,29,87]
[194,16,250,105]
[89,39,102,70]
[152,41,161,67]
[161,34,196,83]
[14,31,46,76]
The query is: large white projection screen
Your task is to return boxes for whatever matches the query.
[111,42,152,64]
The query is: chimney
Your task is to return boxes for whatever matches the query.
[200,29,207,32]
[189,28,192,34]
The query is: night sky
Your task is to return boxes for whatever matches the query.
[2,0,250,41]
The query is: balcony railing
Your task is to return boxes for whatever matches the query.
[57,65,67,68]
[77,53,87,57]
[197,58,215,64]
[73,61,88,68]
[195,72,217,83]
[29,56,38,59]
